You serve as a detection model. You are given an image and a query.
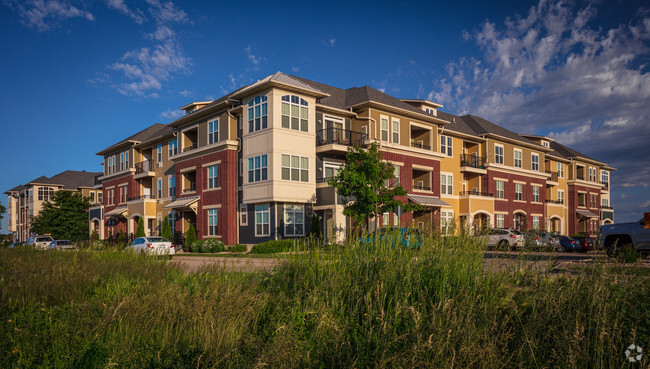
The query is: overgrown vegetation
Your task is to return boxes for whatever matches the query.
[249,239,296,254]
[29,191,91,241]
[190,239,226,253]
[227,244,248,253]
[1,235,648,368]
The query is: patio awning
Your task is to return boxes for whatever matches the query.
[163,196,200,213]
[104,206,127,217]
[407,194,450,207]
[576,209,599,218]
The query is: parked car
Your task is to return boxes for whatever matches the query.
[359,227,422,249]
[47,240,77,250]
[25,235,54,249]
[600,218,650,256]
[558,236,581,252]
[8,242,25,248]
[478,228,525,250]
[127,236,176,256]
[571,236,594,252]
[524,231,561,250]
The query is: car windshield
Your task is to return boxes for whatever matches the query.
[146,237,168,242]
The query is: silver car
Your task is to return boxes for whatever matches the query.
[26,235,54,249]
[47,240,77,250]
[479,228,525,249]
[127,237,175,256]
[525,231,561,250]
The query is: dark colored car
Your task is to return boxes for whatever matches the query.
[571,236,595,252]
[360,227,422,249]
[47,240,77,250]
[558,236,581,252]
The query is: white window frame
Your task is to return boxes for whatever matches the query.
[380,117,389,142]
[281,95,308,132]
[532,153,539,171]
[168,211,175,234]
[558,190,565,204]
[392,118,400,144]
[601,170,608,184]
[240,205,248,226]
[496,180,505,199]
[532,216,540,230]
[532,186,540,203]
[207,209,218,236]
[514,149,522,168]
[496,214,505,228]
[494,144,504,164]
[441,210,454,235]
[168,138,177,157]
[208,165,218,189]
[515,183,523,201]
[440,135,452,156]
[157,178,162,199]
[602,197,609,207]
[157,144,162,167]
[324,162,342,180]
[255,204,270,237]
[281,155,309,182]
[208,118,219,144]
[248,95,268,133]
[557,162,564,178]
[248,155,268,183]
[284,205,304,236]
[382,212,389,227]
[441,173,453,196]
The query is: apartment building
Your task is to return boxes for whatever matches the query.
[91,72,614,244]
[4,170,102,242]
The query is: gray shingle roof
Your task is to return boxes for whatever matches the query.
[97,123,168,155]
[436,111,480,137]
[549,141,599,162]
[461,115,544,148]
[43,170,102,189]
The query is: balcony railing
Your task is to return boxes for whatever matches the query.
[183,144,198,152]
[601,205,613,210]
[459,190,493,197]
[135,160,153,174]
[127,195,154,201]
[410,141,432,150]
[601,181,609,190]
[460,154,486,169]
[545,199,564,204]
[546,170,558,182]
[316,128,367,147]
[316,176,336,184]
[182,183,197,193]
[412,184,432,191]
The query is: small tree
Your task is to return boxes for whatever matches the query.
[30,191,91,240]
[308,213,322,239]
[135,218,145,238]
[329,142,418,233]
[161,216,173,241]
[185,223,197,251]
[117,229,126,244]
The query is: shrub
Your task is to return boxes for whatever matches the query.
[185,224,197,251]
[117,230,126,244]
[308,213,322,239]
[228,244,248,253]
[203,239,225,253]
[135,218,145,238]
[617,247,640,263]
[161,216,173,241]
[250,239,295,254]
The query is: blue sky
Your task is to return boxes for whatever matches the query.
[1,0,649,232]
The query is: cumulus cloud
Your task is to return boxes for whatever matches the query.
[5,0,94,31]
[107,0,144,24]
[245,45,264,71]
[328,38,336,47]
[161,109,183,120]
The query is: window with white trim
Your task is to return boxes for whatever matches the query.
[441,173,453,195]
[392,119,399,143]
[496,180,505,199]
[532,153,539,171]
[38,187,54,201]
[168,175,175,198]
[557,162,564,178]
[602,198,609,207]
[601,170,608,184]
[255,204,270,236]
[168,211,175,234]
[496,214,505,228]
[324,162,341,180]
[281,155,308,182]
[380,117,389,141]
[532,186,540,202]
[440,135,452,156]
[157,144,162,167]
[514,149,522,168]
[494,145,504,164]
[248,95,268,133]
[281,95,308,132]
[558,190,564,204]
[532,216,540,230]
[240,205,248,226]
[208,209,218,236]
[120,153,125,171]
[168,138,177,157]
[248,155,268,183]
[208,165,218,189]
[515,183,523,201]
[157,178,162,198]
[441,210,454,235]
[393,212,399,226]
[589,167,596,182]
[382,212,389,227]
[98,192,103,204]
[208,118,219,144]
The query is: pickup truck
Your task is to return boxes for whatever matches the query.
[600,219,650,256]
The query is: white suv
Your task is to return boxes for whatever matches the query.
[26,235,54,249]
[478,228,525,250]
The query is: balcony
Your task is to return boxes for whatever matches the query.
[460,154,487,174]
[601,181,609,191]
[545,170,559,185]
[183,144,198,153]
[412,184,432,191]
[134,160,155,179]
[545,199,564,205]
[601,205,613,210]
[459,190,493,197]
[316,128,367,152]
[182,183,197,193]
[316,176,336,184]
[410,141,432,150]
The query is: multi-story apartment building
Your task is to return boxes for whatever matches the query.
[90,72,614,244]
[4,170,102,242]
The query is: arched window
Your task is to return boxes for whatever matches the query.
[281,95,308,132]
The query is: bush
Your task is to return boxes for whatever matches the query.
[227,244,248,253]
[617,247,640,263]
[135,218,145,238]
[250,239,295,254]
[161,216,173,241]
[191,239,225,253]
[185,224,197,251]
[117,230,126,244]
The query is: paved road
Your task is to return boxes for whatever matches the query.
[170,255,279,273]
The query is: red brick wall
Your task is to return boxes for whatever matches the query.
[489,171,546,230]
[568,184,601,236]
[101,174,136,238]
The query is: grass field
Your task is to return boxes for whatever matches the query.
[1,235,648,368]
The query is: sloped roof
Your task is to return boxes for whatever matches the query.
[42,170,101,189]
[97,123,168,155]
[437,111,480,137]
[461,115,544,148]
[549,141,599,162]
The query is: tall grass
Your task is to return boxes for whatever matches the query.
[1,235,648,368]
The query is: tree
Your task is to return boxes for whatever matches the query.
[308,213,322,239]
[185,223,197,251]
[0,201,6,232]
[135,218,145,238]
[161,215,173,241]
[329,142,418,233]
[30,191,91,241]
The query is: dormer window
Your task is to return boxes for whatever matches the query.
[281,95,308,132]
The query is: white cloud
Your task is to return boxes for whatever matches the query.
[107,0,144,24]
[144,0,187,24]
[179,89,191,97]
[291,66,300,72]
[161,109,183,120]
[640,201,650,208]
[328,38,336,47]
[6,0,94,31]
[245,45,264,71]
[147,25,174,41]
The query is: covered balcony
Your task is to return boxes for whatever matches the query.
[316,128,367,153]
[410,125,432,151]
[412,168,432,192]
[134,160,155,179]
[460,154,487,174]
[545,170,558,186]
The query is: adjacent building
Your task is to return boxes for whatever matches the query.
[90,72,615,245]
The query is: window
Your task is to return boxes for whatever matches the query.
[208,209,218,236]
[168,175,175,198]
[496,181,504,199]
[515,183,523,201]
[590,194,597,208]
[381,117,389,141]
[393,164,400,186]
[514,149,522,168]
[441,210,454,234]
[393,211,399,226]
[494,145,504,164]
[601,171,608,184]
[284,204,304,236]
[281,95,308,132]
[240,205,248,226]
[281,155,308,182]
[589,167,597,182]
[578,193,586,207]
[168,138,177,157]
[208,118,219,144]
[440,135,452,156]
[157,144,162,167]
[392,119,399,143]
[557,162,564,178]
[542,141,549,148]
[324,163,341,179]
[383,212,389,227]
[531,154,539,171]
[38,187,54,201]
[602,198,609,207]
[496,214,505,228]
[533,186,540,202]
[255,204,270,236]
[248,95,268,133]
[208,165,218,189]
[168,211,175,234]
[248,155,268,183]
[558,190,564,204]
[157,178,162,198]
[98,192,103,204]
[441,174,453,195]
[532,216,540,230]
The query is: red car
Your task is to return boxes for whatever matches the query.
[572,236,595,252]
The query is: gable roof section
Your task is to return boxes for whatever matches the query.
[436,111,481,137]
[43,170,102,189]
[96,123,168,155]
[461,115,546,149]
[549,141,600,163]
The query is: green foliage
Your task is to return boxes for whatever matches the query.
[308,213,321,239]
[185,224,197,251]
[161,216,173,241]
[135,218,145,238]
[617,247,640,263]
[0,201,6,232]
[29,191,91,241]
[329,142,418,232]
[192,239,225,253]
[117,230,126,245]
[227,244,248,253]
[249,239,295,254]
[90,230,99,242]
[107,231,113,244]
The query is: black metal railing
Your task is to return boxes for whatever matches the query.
[601,205,613,210]
[412,184,432,191]
[183,143,198,152]
[459,190,493,197]
[545,199,564,204]
[182,183,197,193]
[411,141,432,150]
[460,154,486,169]
[127,195,154,201]
[316,176,336,184]
[135,160,152,174]
[601,181,609,190]
[316,128,367,147]
[546,170,558,182]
